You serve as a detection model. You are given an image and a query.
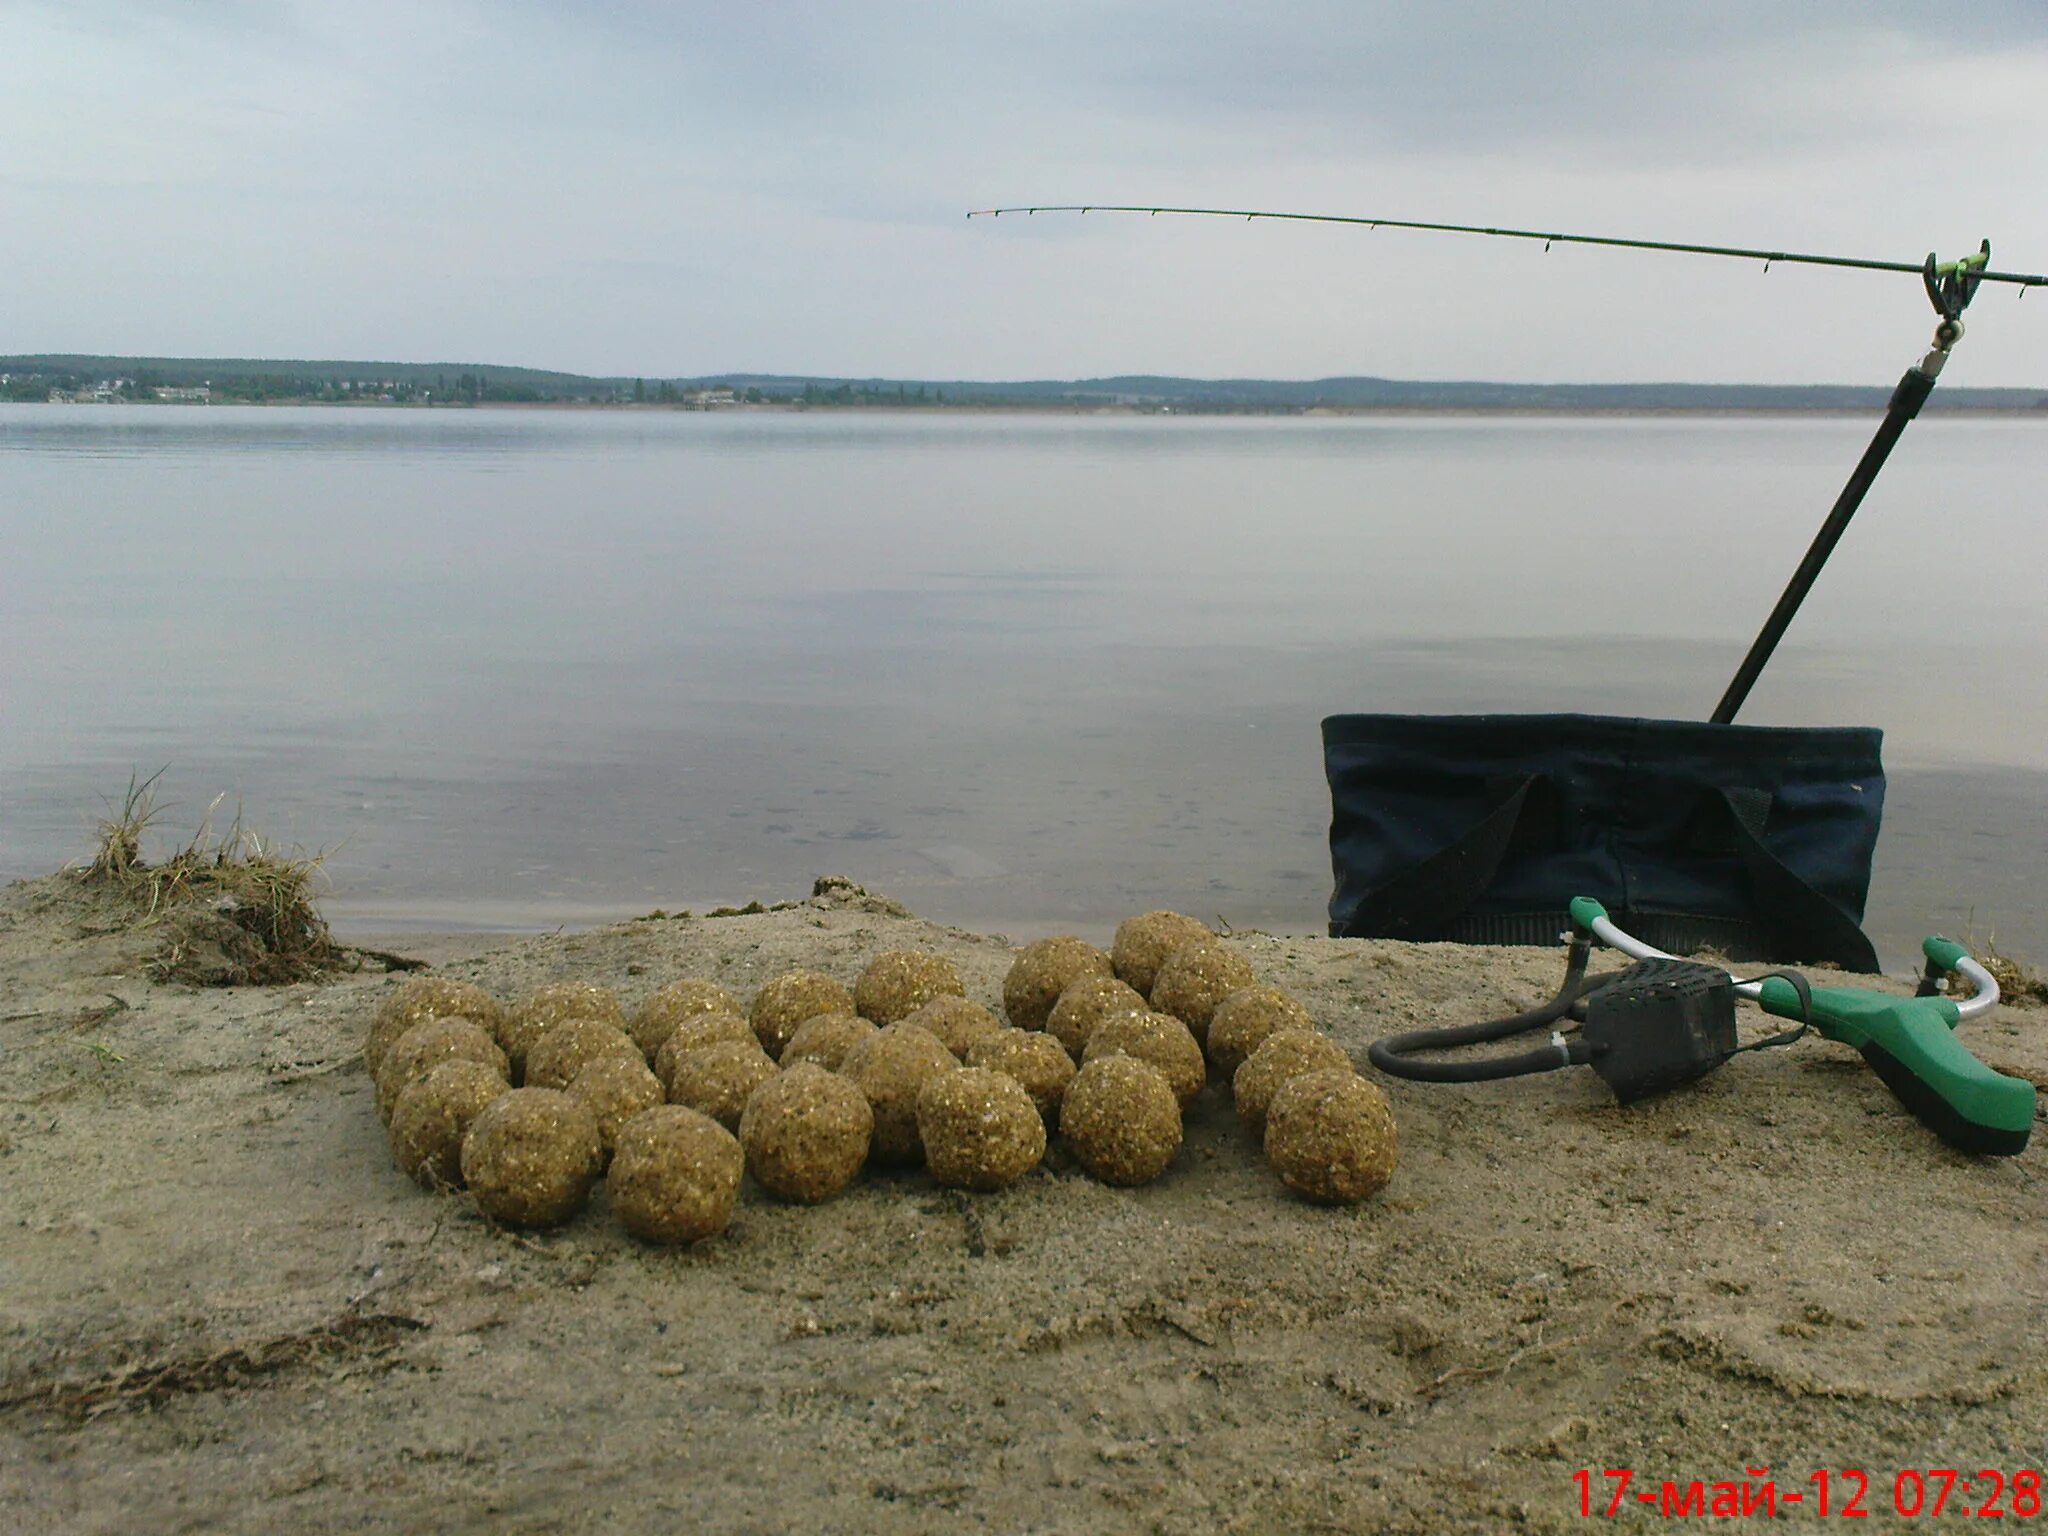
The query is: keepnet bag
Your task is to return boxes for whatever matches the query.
[1322,713,1884,971]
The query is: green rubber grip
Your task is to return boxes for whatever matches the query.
[1757,979,2033,1155]
[1922,935,1969,973]
[1568,896,1609,933]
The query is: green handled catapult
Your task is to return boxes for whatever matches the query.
[1571,898,2034,1155]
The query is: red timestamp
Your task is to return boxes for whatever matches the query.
[1573,1466,2045,1519]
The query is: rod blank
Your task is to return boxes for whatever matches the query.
[967,205,2048,289]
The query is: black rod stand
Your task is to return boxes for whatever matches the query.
[1710,333,1951,725]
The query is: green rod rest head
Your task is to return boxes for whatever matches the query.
[1922,935,1969,973]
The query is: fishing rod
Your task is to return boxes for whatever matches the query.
[970,203,2043,722]
[965,204,2048,291]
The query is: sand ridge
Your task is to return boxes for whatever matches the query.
[1,872,2044,1532]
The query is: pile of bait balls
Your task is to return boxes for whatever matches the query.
[365,910,1398,1246]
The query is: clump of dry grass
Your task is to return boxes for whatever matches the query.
[83,770,339,985]
[89,768,164,880]
[1980,946,2048,1007]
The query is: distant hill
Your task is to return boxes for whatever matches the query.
[1,354,592,389]
[3,356,2043,411]
[0,354,592,404]
[700,372,2048,412]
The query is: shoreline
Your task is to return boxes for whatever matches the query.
[13,397,2047,418]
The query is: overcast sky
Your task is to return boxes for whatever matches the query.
[7,1,2047,384]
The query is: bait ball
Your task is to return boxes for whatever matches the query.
[1059,1056,1182,1186]
[1002,936,1113,1032]
[565,1052,666,1162]
[653,1011,756,1093]
[839,1021,958,1164]
[1206,985,1316,1080]
[523,1016,641,1092]
[739,1061,873,1203]
[388,1058,510,1189]
[1082,1011,1206,1108]
[749,970,855,1057]
[966,1029,1078,1122]
[1046,975,1149,1062]
[854,950,966,1025]
[779,1010,877,1072]
[1264,1067,1399,1205]
[502,983,624,1080]
[375,1016,507,1123]
[629,977,743,1061]
[1148,940,1256,1046]
[904,995,1004,1060]
[665,1038,780,1132]
[607,1104,745,1245]
[459,1087,604,1229]
[1111,910,1213,998]
[1233,1031,1354,1138]
[917,1066,1046,1191]
[366,978,502,1078]
[1114,913,1204,999]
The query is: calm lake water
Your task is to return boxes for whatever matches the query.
[3,403,2044,965]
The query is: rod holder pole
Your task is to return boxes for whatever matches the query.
[1710,324,1955,725]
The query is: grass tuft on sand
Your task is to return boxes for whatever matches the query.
[82,770,340,986]
[1981,947,2048,1006]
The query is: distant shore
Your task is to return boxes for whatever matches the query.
[8,357,2043,414]
[13,397,2048,418]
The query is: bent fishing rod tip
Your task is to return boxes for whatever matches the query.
[963,204,2048,289]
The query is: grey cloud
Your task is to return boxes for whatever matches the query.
[4,1,2044,383]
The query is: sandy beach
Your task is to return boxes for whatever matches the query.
[3,870,2043,1533]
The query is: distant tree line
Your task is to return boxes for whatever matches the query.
[7,357,2044,413]
[797,382,941,406]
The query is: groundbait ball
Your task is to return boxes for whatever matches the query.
[904,995,1004,1061]
[502,983,625,1080]
[779,1010,878,1072]
[1059,1055,1182,1186]
[365,977,503,1079]
[459,1087,604,1229]
[966,1028,1078,1123]
[653,1011,757,1092]
[839,1021,958,1165]
[916,1066,1047,1191]
[1046,975,1149,1061]
[564,1052,666,1163]
[375,1017,508,1123]
[629,978,743,1061]
[739,1062,873,1203]
[1111,910,1213,998]
[388,1059,511,1189]
[607,1104,744,1245]
[523,1017,642,1092]
[1233,1031,1355,1138]
[854,950,967,1025]
[1001,936,1113,1032]
[748,970,855,1058]
[1264,1067,1399,1205]
[666,1039,780,1133]
[1206,985,1317,1080]
[1082,1011,1206,1108]
[1148,939,1256,1047]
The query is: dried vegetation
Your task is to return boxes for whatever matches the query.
[82,769,340,985]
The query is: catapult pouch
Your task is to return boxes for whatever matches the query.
[1323,713,1884,971]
